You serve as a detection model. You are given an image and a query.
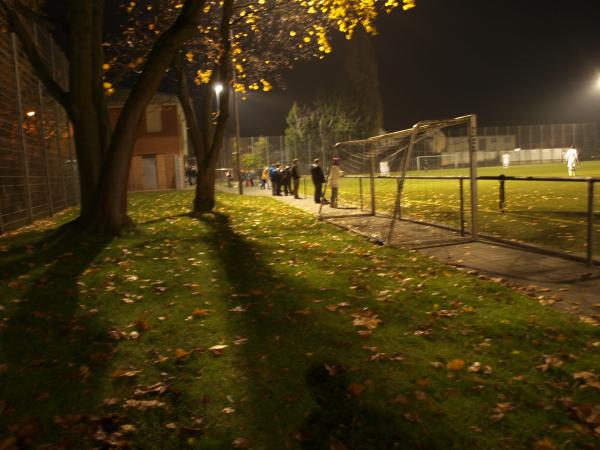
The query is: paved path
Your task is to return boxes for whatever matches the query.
[220,184,600,321]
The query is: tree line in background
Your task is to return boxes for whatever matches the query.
[285,30,384,155]
[1,0,414,235]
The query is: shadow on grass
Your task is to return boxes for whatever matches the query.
[194,212,423,449]
[0,232,113,448]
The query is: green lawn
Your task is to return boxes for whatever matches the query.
[296,161,600,257]
[1,191,599,449]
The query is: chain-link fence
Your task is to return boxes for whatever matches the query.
[219,132,369,177]
[0,24,78,234]
[221,122,599,176]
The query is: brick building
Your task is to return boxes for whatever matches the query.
[108,91,188,191]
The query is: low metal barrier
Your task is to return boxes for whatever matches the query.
[344,175,599,267]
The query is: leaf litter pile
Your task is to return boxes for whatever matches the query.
[0,190,599,449]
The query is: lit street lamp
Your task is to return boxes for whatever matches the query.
[213,82,223,114]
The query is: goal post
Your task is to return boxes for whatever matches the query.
[318,114,479,245]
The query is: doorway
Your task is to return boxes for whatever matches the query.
[142,155,158,190]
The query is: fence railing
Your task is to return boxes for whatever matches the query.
[343,175,599,266]
[0,25,78,234]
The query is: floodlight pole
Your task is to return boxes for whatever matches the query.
[468,114,479,240]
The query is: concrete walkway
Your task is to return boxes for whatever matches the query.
[220,184,600,321]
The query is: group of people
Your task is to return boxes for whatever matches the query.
[256,157,342,207]
[263,160,302,198]
[309,157,341,207]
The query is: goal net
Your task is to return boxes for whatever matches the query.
[416,154,459,171]
[318,115,479,246]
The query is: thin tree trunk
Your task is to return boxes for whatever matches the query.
[176,0,234,214]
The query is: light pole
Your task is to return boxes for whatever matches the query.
[214,82,223,114]
[231,66,243,195]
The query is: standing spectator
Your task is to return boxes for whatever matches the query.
[185,164,195,186]
[260,166,270,190]
[291,159,301,199]
[269,163,281,195]
[191,165,197,185]
[565,146,579,176]
[226,170,233,187]
[329,157,341,208]
[281,165,292,196]
[310,158,327,204]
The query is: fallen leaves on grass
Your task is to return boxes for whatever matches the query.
[133,382,168,397]
[490,402,514,422]
[536,355,564,372]
[446,359,465,371]
[208,344,229,356]
[347,382,366,396]
[351,311,382,330]
[175,348,191,360]
[111,369,141,378]
[573,371,600,390]
[123,399,165,410]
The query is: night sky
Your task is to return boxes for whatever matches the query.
[238,0,600,136]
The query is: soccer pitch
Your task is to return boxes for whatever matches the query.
[322,161,600,259]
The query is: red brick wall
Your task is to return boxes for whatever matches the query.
[109,103,185,191]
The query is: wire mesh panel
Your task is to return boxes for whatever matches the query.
[0,22,77,233]
[319,116,477,246]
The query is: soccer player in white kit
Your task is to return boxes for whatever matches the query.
[564,147,578,176]
[502,153,510,169]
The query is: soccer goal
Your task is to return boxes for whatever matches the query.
[416,154,459,171]
[318,115,479,246]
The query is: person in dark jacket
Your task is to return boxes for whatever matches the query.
[310,158,327,204]
[281,165,292,196]
[291,159,302,199]
[269,163,281,196]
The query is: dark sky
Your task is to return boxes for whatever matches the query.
[238,0,600,136]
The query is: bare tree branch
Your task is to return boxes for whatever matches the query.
[1,0,70,115]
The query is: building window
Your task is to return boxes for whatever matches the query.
[145,105,162,133]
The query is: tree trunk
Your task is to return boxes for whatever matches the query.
[194,167,217,212]
[88,0,207,235]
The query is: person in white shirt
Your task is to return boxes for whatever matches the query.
[502,153,510,169]
[328,157,342,208]
[564,147,579,176]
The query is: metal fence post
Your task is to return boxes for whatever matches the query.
[12,33,34,223]
[459,177,465,236]
[396,176,402,219]
[369,144,376,216]
[587,179,595,267]
[468,114,479,240]
[359,176,363,211]
[34,25,54,214]
[499,174,505,213]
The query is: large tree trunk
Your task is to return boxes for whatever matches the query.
[194,167,217,212]
[87,0,208,235]
[3,0,208,236]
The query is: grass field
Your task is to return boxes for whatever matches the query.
[1,191,600,449]
[306,161,600,257]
